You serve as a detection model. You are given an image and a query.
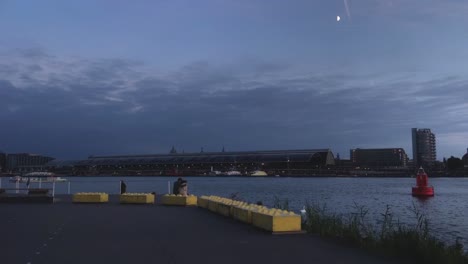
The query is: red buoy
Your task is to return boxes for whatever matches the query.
[412,167,434,197]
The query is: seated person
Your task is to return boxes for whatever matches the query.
[173,178,182,195]
[178,180,188,196]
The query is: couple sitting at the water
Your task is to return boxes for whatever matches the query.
[173,178,188,196]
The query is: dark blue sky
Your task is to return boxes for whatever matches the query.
[1,0,467,160]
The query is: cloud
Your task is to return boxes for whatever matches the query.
[437,132,468,158]
[438,132,468,147]
[7,105,21,113]
[0,49,467,159]
[104,96,124,102]
[16,47,50,60]
[127,104,144,114]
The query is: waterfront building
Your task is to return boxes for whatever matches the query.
[0,151,6,172]
[55,149,335,176]
[411,128,437,167]
[6,153,55,172]
[350,148,408,167]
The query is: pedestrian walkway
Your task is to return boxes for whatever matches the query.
[1,196,404,264]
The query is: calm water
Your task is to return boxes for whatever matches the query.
[2,176,468,246]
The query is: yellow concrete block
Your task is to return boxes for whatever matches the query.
[207,199,219,212]
[251,210,301,232]
[72,192,109,203]
[161,194,197,206]
[197,196,209,208]
[217,202,231,217]
[186,195,197,206]
[120,193,155,204]
[231,205,252,223]
[229,201,244,215]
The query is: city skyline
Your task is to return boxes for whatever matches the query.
[2,137,467,162]
[1,1,468,160]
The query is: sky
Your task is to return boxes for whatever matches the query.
[0,0,468,160]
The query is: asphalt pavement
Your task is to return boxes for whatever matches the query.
[1,195,404,264]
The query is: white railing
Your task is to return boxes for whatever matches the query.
[0,177,182,196]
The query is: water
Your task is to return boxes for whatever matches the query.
[2,176,468,246]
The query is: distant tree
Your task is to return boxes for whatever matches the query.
[447,156,463,171]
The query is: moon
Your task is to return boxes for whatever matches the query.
[336,16,341,22]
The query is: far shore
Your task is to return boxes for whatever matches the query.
[2,173,468,178]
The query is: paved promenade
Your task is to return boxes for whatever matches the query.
[1,196,404,264]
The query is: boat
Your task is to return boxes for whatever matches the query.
[226,170,242,176]
[250,170,268,176]
[411,167,434,197]
[208,166,222,176]
[208,170,222,176]
[9,172,68,183]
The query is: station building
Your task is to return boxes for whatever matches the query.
[48,149,335,176]
[4,153,55,173]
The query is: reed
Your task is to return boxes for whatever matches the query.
[272,196,290,210]
[301,201,468,264]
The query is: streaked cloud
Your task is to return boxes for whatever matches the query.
[1,49,467,159]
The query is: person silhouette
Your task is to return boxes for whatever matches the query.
[173,178,183,195]
[120,180,127,194]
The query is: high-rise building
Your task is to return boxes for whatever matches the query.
[412,128,436,167]
[350,148,408,167]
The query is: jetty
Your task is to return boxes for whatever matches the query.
[0,195,405,264]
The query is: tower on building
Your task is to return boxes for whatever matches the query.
[170,146,177,154]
